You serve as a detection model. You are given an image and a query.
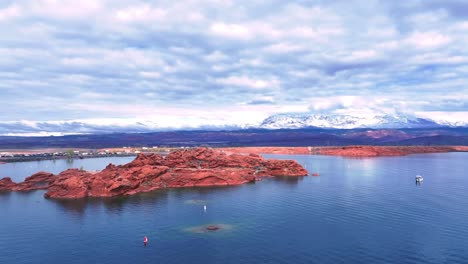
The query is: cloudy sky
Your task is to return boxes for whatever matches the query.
[1,0,468,133]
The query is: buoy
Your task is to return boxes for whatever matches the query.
[312,172,320,176]
[204,205,207,212]
[143,236,148,246]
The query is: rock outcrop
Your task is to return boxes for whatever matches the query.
[0,148,308,199]
[313,146,458,157]
[0,177,16,191]
[219,146,466,157]
[0,172,55,191]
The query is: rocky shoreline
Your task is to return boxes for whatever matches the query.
[0,148,308,199]
[220,146,468,157]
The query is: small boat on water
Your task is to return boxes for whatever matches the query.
[415,175,424,182]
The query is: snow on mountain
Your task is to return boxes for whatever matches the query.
[260,113,443,129]
[428,120,468,128]
[0,119,255,136]
[1,112,466,136]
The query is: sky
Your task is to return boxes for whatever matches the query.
[1,0,468,133]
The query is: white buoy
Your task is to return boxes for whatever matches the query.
[204,205,207,212]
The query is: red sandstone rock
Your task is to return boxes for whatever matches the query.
[314,146,457,157]
[0,177,16,191]
[220,147,310,155]
[41,147,308,199]
[218,146,464,157]
[14,172,55,191]
[1,148,307,198]
[1,172,56,192]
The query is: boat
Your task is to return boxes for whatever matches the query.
[415,175,424,182]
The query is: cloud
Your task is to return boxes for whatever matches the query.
[215,75,279,89]
[405,31,451,49]
[115,5,167,23]
[0,4,21,21]
[0,0,467,133]
[210,22,251,40]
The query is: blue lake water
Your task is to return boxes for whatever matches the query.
[1,153,467,264]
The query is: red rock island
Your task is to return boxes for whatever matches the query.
[0,148,308,199]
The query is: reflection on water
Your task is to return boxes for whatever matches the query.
[185,199,208,205]
[270,175,305,186]
[51,190,172,217]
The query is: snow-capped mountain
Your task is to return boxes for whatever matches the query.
[428,120,468,128]
[0,119,254,136]
[260,113,443,129]
[1,112,467,136]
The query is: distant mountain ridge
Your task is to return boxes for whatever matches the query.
[0,127,467,149]
[260,113,445,129]
[0,112,467,137]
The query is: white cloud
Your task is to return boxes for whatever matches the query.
[139,71,161,79]
[264,43,304,54]
[210,22,251,40]
[405,31,451,49]
[28,0,102,20]
[204,50,229,62]
[1,0,468,130]
[115,5,166,23]
[416,111,468,124]
[216,76,279,89]
[0,4,21,21]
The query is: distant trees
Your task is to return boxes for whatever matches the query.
[66,149,74,159]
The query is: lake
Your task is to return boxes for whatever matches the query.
[1,153,467,264]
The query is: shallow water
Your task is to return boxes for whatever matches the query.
[1,153,467,264]
[0,156,134,182]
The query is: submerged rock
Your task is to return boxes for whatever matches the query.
[184,223,234,234]
[1,148,308,199]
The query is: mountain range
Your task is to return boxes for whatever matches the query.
[1,112,467,137]
[259,113,448,129]
[0,127,467,149]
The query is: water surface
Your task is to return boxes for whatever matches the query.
[1,153,467,264]
[0,157,134,182]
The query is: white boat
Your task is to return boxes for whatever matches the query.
[415,175,424,182]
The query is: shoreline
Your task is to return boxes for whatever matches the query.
[0,153,137,163]
[219,146,468,157]
[0,146,467,163]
